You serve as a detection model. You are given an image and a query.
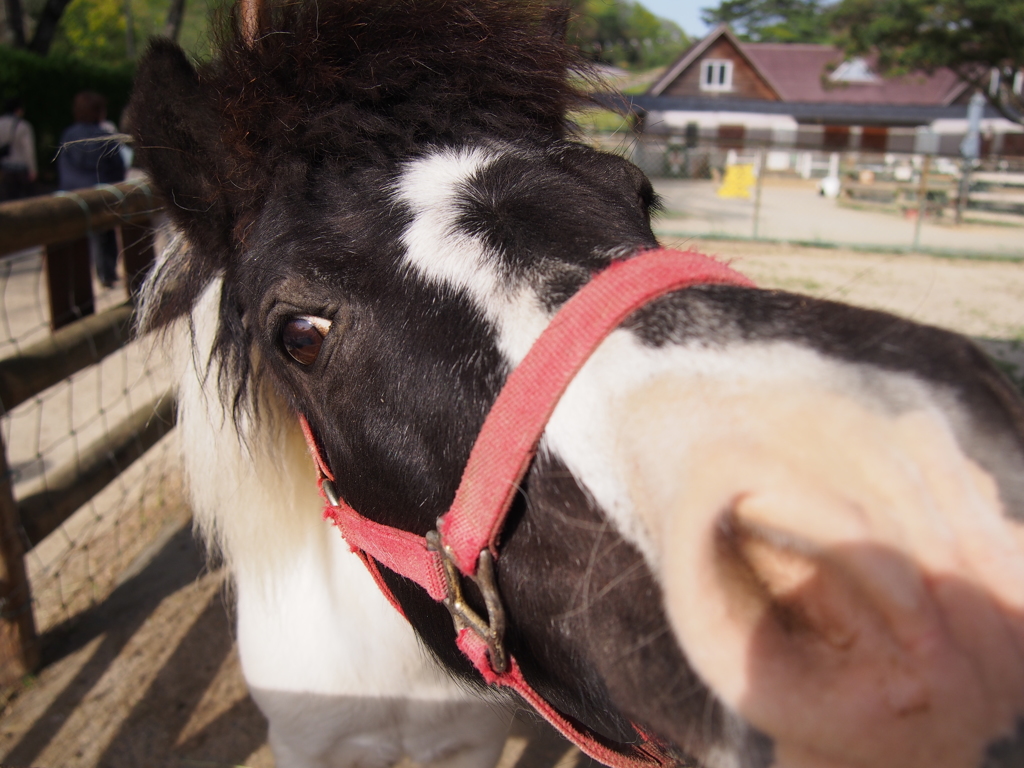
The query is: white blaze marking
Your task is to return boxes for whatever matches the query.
[396,146,550,365]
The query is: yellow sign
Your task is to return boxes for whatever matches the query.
[718,164,756,199]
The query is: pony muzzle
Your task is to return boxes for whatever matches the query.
[621,375,1024,768]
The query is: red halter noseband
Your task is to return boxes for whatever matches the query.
[299,247,754,767]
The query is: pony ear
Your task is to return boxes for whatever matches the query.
[128,39,237,262]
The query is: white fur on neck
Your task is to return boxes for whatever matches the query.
[175,281,448,694]
[170,278,507,765]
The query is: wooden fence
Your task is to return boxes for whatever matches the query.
[0,180,174,687]
[969,172,1024,217]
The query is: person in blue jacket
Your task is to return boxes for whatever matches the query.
[58,91,125,287]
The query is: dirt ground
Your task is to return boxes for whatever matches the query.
[1,239,1023,768]
[663,236,1024,380]
[652,177,1024,258]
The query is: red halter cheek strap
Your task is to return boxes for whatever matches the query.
[299,247,755,768]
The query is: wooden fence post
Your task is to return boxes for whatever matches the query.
[44,238,95,331]
[913,154,933,252]
[0,430,39,687]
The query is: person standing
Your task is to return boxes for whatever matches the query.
[57,91,126,287]
[0,98,37,201]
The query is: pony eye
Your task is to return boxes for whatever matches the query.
[282,315,331,365]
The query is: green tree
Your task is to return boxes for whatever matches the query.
[700,0,832,43]
[47,0,129,60]
[829,0,1024,123]
[571,0,689,70]
[11,0,217,59]
[6,0,28,46]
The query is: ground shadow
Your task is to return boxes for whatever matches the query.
[507,711,600,767]
[2,521,207,767]
[95,591,266,768]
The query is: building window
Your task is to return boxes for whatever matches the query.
[700,59,733,92]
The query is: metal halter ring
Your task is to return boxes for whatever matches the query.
[322,479,341,507]
[426,529,508,674]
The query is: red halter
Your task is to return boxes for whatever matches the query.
[299,247,755,767]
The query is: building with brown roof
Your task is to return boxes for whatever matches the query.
[627,24,1022,159]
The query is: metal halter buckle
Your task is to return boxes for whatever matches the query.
[425,529,508,674]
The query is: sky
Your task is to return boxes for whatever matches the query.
[640,0,713,38]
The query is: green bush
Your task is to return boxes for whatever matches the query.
[0,46,134,185]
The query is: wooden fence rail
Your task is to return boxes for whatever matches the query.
[0,183,173,687]
[1,180,161,330]
[0,181,158,258]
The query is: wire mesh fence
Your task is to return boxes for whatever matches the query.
[0,188,182,686]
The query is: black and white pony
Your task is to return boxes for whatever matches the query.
[128,2,1024,767]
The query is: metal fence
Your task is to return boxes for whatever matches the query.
[589,132,1024,259]
[0,182,180,690]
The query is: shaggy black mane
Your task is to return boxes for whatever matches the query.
[132,0,588,233]
[217,0,585,144]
